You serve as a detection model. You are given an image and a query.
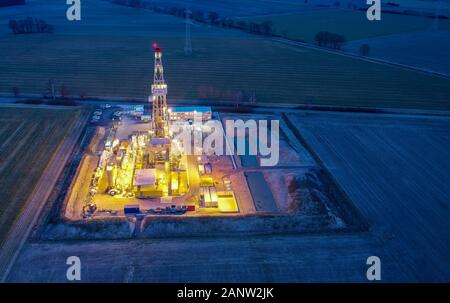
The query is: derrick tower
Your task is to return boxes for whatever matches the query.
[151,43,169,138]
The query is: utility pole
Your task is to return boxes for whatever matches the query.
[184,8,192,55]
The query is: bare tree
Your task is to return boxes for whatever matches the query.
[315,31,346,49]
[60,84,69,99]
[261,21,273,35]
[8,19,17,34]
[79,91,87,100]
[8,17,54,34]
[128,0,143,8]
[46,78,56,100]
[243,22,258,34]
[332,34,346,50]
[315,31,327,47]
[12,87,20,98]
[359,44,370,56]
[249,92,257,104]
[432,0,442,31]
[225,18,234,28]
[192,10,205,22]
[233,90,243,109]
[236,20,247,30]
[208,11,219,24]
[24,17,33,33]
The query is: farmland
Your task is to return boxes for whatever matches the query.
[288,111,450,281]
[139,0,450,18]
[138,0,312,17]
[8,234,407,282]
[0,106,80,245]
[8,109,450,282]
[244,7,450,75]
[344,31,450,76]
[1,0,450,109]
[244,8,450,43]
[391,0,450,16]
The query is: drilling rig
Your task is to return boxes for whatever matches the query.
[150,43,169,138]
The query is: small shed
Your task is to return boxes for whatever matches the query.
[134,168,156,187]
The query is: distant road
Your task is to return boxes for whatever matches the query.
[0,107,89,282]
[2,96,450,117]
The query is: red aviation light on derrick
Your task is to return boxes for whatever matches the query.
[153,42,161,53]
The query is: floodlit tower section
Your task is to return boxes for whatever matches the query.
[151,44,169,138]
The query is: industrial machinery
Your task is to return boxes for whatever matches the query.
[90,44,188,199]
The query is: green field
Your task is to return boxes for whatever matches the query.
[245,9,450,42]
[0,107,80,245]
[392,0,450,16]
[1,0,450,109]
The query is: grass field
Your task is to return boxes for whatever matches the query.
[245,8,450,42]
[344,31,450,75]
[0,106,80,245]
[9,234,403,282]
[141,0,312,17]
[289,111,450,281]
[1,0,450,109]
[392,0,450,16]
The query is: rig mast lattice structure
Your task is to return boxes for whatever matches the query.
[150,44,169,138]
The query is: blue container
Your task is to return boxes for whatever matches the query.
[124,204,140,214]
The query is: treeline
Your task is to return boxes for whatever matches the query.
[113,0,144,8]
[0,0,25,7]
[198,85,257,104]
[314,31,346,50]
[110,0,275,36]
[8,17,54,34]
[111,0,352,50]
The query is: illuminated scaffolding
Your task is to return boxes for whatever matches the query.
[151,44,169,138]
